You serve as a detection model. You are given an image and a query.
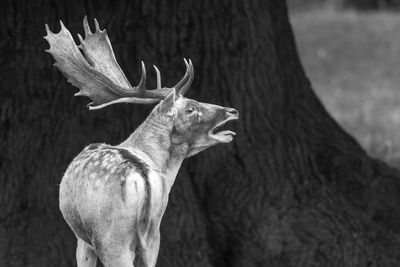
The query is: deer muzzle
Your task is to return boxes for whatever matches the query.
[209,107,239,143]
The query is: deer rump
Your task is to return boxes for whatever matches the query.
[60,143,167,260]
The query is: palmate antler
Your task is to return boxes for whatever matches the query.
[44,16,194,109]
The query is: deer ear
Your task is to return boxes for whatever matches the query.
[158,88,176,114]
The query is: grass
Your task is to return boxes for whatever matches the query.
[289,9,400,166]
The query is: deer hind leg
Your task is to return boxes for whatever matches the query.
[76,238,97,267]
[99,245,135,267]
[100,249,135,267]
[141,229,161,267]
[95,235,136,267]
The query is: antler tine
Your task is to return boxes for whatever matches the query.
[153,65,162,90]
[59,20,66,30]
[174,58,190,95]
[178,59,194,96]
[83,15,93,37]
[94,18,101,32]
[137,61,147,93]
[77,33,84,47]
[189,59,194,80]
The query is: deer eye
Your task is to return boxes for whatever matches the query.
[185,107,195,114]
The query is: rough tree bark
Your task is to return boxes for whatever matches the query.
[2,0,400,266]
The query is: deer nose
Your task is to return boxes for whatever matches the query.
[226,108,239,117]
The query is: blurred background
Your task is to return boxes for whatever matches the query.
[288,0,400,166]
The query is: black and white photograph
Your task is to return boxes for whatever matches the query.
[2,0,400,266]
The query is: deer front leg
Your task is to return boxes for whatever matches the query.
[76,238,97,267]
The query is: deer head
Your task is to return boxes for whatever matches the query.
[44,16,238,159]
[152,90,239,157]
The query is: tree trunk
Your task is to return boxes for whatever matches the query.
[2,0,400,266]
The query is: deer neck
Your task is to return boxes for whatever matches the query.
[119,115,188,191]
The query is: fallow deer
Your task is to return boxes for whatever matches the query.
[44,17,239,267]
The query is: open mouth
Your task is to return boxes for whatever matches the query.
[209,117,238,143]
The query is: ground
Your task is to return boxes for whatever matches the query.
[290,8,400,166]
